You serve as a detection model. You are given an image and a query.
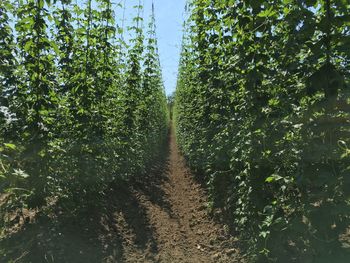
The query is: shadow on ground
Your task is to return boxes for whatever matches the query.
[0,139,172,263]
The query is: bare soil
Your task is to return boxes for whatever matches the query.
[0,127,243,263]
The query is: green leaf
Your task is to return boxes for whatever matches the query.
[265,174,283,183]
[259,230,270,238]
[4,143,16,150]
[257,7,277,18]
[24,40,33,52]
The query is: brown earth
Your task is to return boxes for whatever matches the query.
[107,127,243,263]
[0,127,243,263]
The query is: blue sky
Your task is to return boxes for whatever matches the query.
[123,0,187,95]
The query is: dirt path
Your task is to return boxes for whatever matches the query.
[0,127,243,263]
[107,127,242,263]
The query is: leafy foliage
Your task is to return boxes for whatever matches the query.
[0,0,168,232]
[175,0,350,262]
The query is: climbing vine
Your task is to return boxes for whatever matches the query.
[175,0,350,262]
[0,0,168,235]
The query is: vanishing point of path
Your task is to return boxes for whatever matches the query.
[0,126,243,263]
[107,127,243,263]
